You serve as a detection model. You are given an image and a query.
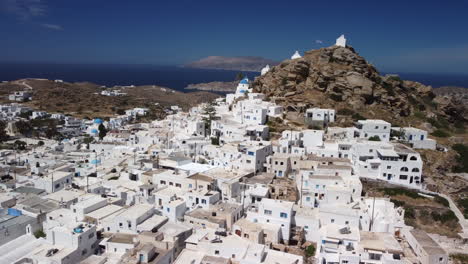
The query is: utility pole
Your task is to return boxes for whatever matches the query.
[95,151,98,176]
[241,178,247,217]
[369,196,376,231]
[51,171,54,193]
[299,172,304,207]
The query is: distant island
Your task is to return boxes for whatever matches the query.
[185,81,238,92]
[183,56,278,72]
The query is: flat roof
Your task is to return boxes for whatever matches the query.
[409,229,446,255]
[108,233,136,244]
[377,149,399,157]
[85,204,124,220]
[44,189,82,203]
[118,204,153,219]
[360,231,402,253]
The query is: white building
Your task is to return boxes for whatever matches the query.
[9,91,32,102]
[355,119,391,142]
[246,198,294,244]
[304,108,335,128]
[291,51,302,59]
[336,34,347,47]
[261,65,270,75]
[399,127,436,150]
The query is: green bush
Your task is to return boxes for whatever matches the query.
[450,253,468,264]
[431,210,457,223]
[431,129,450,138]
[352,113,366,121]
[452,144,468,173]
[368,136,381,141]
[404,206,415,219]
[211,137,220,145]
[387,76,402,83]
[434,195,450,207]
[381,187,423,199]
[390,199,405,207]
[329,94,343,102]
[337,108,354,116]
[305,244,316,257]
[34,229,46,238]
[457,198,468,218]
[413,111,426,120]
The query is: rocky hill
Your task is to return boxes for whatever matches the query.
[0,79,220,119]
[184,56,277,72]
[253,46,467,127]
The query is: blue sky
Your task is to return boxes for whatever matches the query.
[1,0,468,74]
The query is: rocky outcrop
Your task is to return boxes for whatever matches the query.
[253,46,467,124]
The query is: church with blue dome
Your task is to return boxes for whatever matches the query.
[87,118,105,137]
[235,77,252,95]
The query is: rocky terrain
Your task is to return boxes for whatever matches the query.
[185,81,237,92]
[253,46,467,127]
[184,56,277,72]
[433,86,468,106]
[253,45,468,233]
[0,79,220,119]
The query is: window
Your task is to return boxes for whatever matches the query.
[280,212,288,218]
[410,156,418,161]
[166,207,170,212]
[306,197,311,202]
[215,250,219,255]
[387,166,391,169]
[248,151,254,156]
[345,221,349,225]
[201,199,207,204]
[264,210,272,215]
[331,219,335,223]
[412,168,420,172]
[400,167,408,172]
[399,175,408,180]
[160,180,166,184]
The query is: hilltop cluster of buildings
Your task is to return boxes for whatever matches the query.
[0,43,450,264]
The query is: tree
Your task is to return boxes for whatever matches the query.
[98,123,107,140]
[45,122,60,139]
[368,135,381,141]
[0,121,9,142]
[15,120,33,136]
[202,102,217,136]
[37,140,45,146]
[235,72,245,81]
[34,229,46,238]
[14,140,27,150]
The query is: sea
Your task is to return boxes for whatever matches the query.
[0,63,467,91]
